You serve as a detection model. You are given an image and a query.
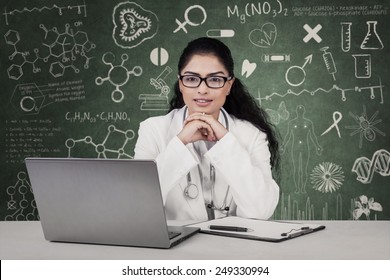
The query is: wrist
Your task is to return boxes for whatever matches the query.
[177,133,188,145]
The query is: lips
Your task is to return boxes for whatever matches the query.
[194,98,212,106]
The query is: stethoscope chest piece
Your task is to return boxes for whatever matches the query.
[184,183,199,199]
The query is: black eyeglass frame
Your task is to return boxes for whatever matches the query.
[178,75,233,89]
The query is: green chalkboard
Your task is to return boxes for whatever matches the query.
[1,0,389,221]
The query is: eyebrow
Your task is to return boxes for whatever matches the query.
[182,71,227,76]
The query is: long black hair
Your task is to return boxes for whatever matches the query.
[169,37,280,171]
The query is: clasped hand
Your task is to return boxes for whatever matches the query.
[177,113,228,145]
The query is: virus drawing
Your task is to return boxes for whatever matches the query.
[112,2,158,49]
[345,105,385,149]
[310,162,345,193]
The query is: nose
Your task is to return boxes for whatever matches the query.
[197,79,209,94]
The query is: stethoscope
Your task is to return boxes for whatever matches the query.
[182,107,232,213]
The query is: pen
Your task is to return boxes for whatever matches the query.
[209,225,248,232]
[286,228,313,238]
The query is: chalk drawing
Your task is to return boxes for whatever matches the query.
[280,105,323,194]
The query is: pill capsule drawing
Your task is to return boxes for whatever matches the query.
[206,29,235,38]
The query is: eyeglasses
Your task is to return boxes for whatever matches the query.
[179,75,233,89]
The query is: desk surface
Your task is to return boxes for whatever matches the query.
[1,220,389,260]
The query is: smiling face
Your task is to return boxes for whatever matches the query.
[178,54,235,119]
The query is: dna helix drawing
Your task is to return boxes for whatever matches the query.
[352,149,390,184]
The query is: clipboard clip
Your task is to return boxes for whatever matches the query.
[281,227,314,238]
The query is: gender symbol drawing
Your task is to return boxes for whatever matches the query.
[173,5,207,33]
[285,55,312,87]
[112,1,158,49]
[280,105,323,194]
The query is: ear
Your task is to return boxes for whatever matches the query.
[226,77,235,95]
[178,76,184,94]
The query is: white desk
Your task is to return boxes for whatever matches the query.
[0,221,389,259]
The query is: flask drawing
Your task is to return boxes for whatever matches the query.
[361,21,384,50]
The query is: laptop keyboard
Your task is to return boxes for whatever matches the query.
[168,231,181,239]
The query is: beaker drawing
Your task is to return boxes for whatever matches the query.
[341,22,352,52]
[353,54,371,79]
[361,21,384,50]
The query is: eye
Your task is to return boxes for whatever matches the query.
[183,76,199,82]
[208,76,224,83]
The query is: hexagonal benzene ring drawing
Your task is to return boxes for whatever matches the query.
[112,1,158,49]
[10,83,45,115]
[5,171,38,221]
[3,24,95,80]
[95,52,142,103]
[40,23,95,76]
[66,124,135,158]
[4,29,20,45]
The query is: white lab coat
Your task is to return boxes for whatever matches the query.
[134,106,279,220]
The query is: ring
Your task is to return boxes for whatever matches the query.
[202,112,205,116]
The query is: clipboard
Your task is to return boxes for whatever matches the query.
[191,216,326,242]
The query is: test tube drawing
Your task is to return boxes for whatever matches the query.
[340,22,352,52]
[353,54,371,79]
[320,47,337,81]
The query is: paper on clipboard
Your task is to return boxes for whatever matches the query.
[192,216,326,242]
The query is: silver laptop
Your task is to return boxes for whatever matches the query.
[25,158,199,248]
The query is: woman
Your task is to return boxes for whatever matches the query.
[134,37,280,221]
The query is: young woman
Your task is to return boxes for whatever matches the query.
[134,37,280,221]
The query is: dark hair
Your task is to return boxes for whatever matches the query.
[169,37,280,171]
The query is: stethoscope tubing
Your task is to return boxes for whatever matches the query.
[182,107,231,212]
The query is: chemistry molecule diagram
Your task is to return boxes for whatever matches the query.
[5,171,38,221]
[66,124,135,159]
[4,22,95,80]
[95,52,143,103]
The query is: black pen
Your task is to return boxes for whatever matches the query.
[209,225,248,232]
[287,228,313,238]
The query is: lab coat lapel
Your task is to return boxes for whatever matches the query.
[165,107,185,142]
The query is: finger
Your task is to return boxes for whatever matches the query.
[199,129,216,141]
[184,114,211,126]
[203,125,216,141]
